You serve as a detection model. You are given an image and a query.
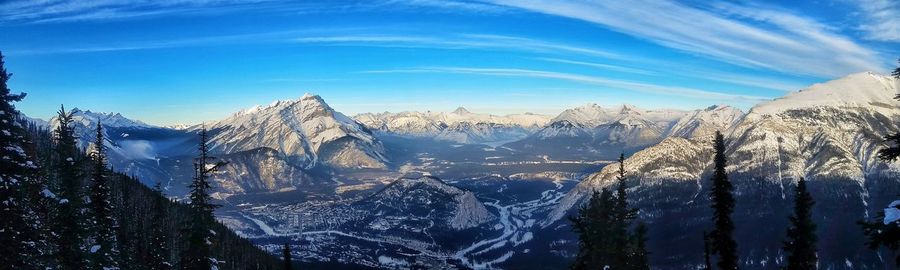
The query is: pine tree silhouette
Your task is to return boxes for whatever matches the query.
[782,178,817,270]
[52,105,88,269]
[570,188,614,269]
[709,131,738,270]
[88,122,119,269]
[612,153,638,269]
[0,50,40,269]
[283,243,293,270]
[181,128,225,270]
[149,182,173,270]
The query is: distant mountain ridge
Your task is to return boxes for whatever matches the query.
[354,107,552,144]
[546,72,900,269]
[507,103,743,160]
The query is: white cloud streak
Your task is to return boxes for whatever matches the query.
[364,67,770,102]
[477,0,887,78]
[854,0,900,42]
[293,33,626,60]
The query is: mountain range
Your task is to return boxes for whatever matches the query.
[29,71,900,269]
[545,72,900,268]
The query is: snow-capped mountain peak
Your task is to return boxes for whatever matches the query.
[206,93,388,169]
[551,103,614,127]
[67,108,154,129]
[665,105,744,138]
[750,72,898,116]
[452,107,472,115]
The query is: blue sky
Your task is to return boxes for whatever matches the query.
[1,0,898,126]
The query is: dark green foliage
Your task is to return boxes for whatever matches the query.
[0,54,280,270]
[628,223,650,270]
[181,128,225,270]
[0,50,39,269]
[52,106,88,269]
[782,178,817,270]
[570,188,614,269]
[612,153,639,268]
[88,122,120,268]
[709,131,738,270]
[570,153,649,270]
[149,183,174,270]
[283,243,292,270]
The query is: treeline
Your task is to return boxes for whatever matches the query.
[0,50,282,269]
[571,55,900,270]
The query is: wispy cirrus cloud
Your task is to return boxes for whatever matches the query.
[293,33,625,59]
[363,67,770,102]
[0,0,361,24]
[534,58,655,75]
[474,0,886,78]
[854,0,900,42]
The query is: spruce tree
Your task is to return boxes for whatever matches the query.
[782,178,817,270]
[629,222,650,270]
[149,182,173,270]
[283,243,292,270]
[709,131,738,270]
[88,122,119,269]
[181,128,223,270]
[0,50,40,269]
[53,105,88,269]
[570,188,614,269]
[611,153,637,269]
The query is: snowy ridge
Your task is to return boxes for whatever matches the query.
[665,105,744,138]
[205,93,388,169]
[56,108,156,129]
[547,72,900,226]
[354,107,551,144]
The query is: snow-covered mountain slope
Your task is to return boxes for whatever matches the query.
[46,95,386,195]
[351,174,495,231]
[508,104,690,160]
[546,72,900,269]
[354,107,551,144]
[205,94,388,170]
[665,105,744,138]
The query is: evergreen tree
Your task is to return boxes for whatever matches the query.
[283,243,292,270]
[88,122,119,269]
[570,188,614,270]
[709,131,738,270]
[703,232,712,270]
[893,57,899,79]
[181,128,224,270]
[0,50,40,269]
[611,153,637,269]
[782,178,817,270]
[628,223,650,270]
[149,182,173,270]
[53,105,88,269]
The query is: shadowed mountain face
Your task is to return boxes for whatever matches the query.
[548,72,900,269]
